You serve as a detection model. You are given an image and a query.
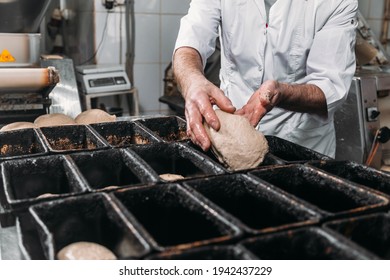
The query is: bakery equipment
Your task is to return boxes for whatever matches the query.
[239,227,377,260]
[40,56,82,118]
[0,66,59,124]
[0,0,82,124]
[75,64,139,115]
[335,74,381,167]
[334,12,390,168]
[0,59,82,125]
[76,64,131,95]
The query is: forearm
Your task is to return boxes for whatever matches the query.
[237,80,328,126]
[173,47,207,98]
[275,82,328,118]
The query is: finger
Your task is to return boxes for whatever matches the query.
[250,106,267,127]
[185,103,211,150]
[196,94,220,131]
[250,114,259,127]
[209,88,236,113]
[235,108,245,115]
[185,108,198,145]
[236,103,257,127]
[192,121,211,151]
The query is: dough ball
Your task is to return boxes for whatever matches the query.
[57,241,117,260]
[159,173,185,181]
[204,109,269,171]
[0,122,37,132]
[34,113,76,127]
[75,109,116,125]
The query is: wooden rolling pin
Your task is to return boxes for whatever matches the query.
[0,67,59,92]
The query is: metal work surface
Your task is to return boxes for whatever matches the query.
[40,58,82,118]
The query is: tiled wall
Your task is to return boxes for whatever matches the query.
[92,0,191,115]
[133,0,190,115]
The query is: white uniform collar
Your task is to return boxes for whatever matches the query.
[254,0,278,23]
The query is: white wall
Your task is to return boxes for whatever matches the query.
[92,0,190,115]
[133,0,190,115]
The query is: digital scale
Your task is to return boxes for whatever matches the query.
[75,64,139,115]
[75,64,131,94]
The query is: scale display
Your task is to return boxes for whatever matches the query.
[88,76,127,88]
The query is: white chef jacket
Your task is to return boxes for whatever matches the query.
[174,0,358,158]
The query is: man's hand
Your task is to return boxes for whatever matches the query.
[173,47,235,151]
[235,80,281,126]
[184,77,235,150]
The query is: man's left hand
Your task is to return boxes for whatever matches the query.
[235,80,281,126]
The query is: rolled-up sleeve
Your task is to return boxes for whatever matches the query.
[296,0,358,115]
[174,0,221,68]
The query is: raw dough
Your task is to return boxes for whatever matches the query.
[36,193,56,199]
[0,122,37,132]
[204,109,269,170]
[159,173,185,181]
[34,113,76,127]
[75,109,116,125]
[57,241,117,260]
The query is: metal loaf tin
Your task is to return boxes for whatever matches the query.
[147,245,256,260]
[89,121,161,148]
[0,170,14,227]
[129,142,227,182]
[264,136,332,163]
[37,124,108,153]
[184,135,324,169]
[324,212,390,259]
[239,227,377,259]
[135,116,189,142]
[309,160,390,197]
[67,148,159,191]
[110,184,243,252]
[16,212,46,259]
[29,193,152,260]
[1,155,87,211]
[249,164,389,220]
[186,140,287,170]
[0,128,48,161]
[182,174,322,235]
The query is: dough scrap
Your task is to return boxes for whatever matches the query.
[57,241,117,260]
[75,109,116,125]
[0,122,37,132]
[204,109,268,170]
[159,173,185,181]
[34,113,76,127]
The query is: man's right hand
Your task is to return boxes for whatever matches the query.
[173,47,235,151]
[183,77,235,151]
